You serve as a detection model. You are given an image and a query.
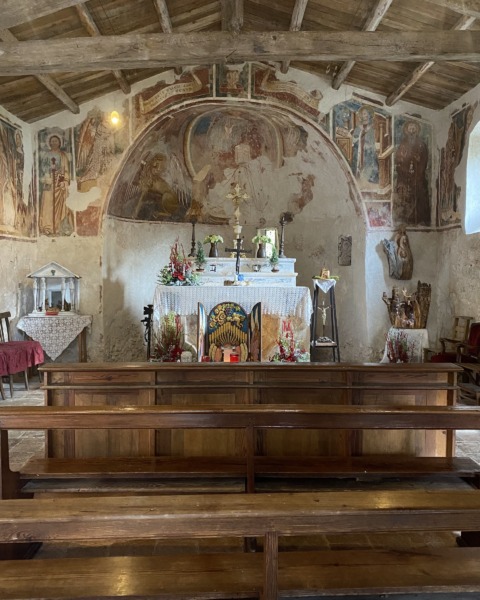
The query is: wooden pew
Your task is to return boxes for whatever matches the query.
[3,490,480,598]
[1,404,480,500]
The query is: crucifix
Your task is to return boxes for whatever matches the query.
[225,237,251,276]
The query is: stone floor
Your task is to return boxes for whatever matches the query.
[3,380,480,599]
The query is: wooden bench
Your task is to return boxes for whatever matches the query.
[1,404,480,499]
[3,490,480,598]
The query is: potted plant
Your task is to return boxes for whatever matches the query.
[203,234,224,257]
[195,241,206,271]
[252,234,272,258]
[269,245,280,272]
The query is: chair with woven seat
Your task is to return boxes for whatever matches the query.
[0,311,44,400]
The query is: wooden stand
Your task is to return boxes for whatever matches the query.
[310,279,340,362]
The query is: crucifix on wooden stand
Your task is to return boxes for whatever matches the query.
[225,237,251,277]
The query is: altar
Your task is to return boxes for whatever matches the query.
[153,285,312,361]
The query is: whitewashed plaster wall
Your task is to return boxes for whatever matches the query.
[1,64,452,362]
[432,84,480,341]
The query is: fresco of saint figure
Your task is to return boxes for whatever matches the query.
[38,131,74,236]
[393,118,431,227]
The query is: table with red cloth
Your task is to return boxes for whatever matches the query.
[0,340,44,377]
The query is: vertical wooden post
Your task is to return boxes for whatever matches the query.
[263,531,279,600]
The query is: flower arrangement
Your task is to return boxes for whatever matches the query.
[203,234,224,244]
[269,245,279,269]
[386,329,416,363]
[252,234,272,245]
[157,239,199,286]
[270,320,307,362]
[153,311,195,362]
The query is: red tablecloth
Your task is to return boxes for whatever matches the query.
[0,341,44,376]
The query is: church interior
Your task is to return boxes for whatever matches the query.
[1,0,480,598]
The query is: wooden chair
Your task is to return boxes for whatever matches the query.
[425,316,474,362]
[0,311,44,400]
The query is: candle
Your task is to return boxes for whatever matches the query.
[230,353,239,363]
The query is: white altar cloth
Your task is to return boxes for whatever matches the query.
[17,315,92,360]
[153,285,312,323]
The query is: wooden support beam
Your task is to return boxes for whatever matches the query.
[0,31,479,75]
[221,0,244,34]
[385,14,476,106]
[332,0,394,90]
[75,5,130,94]
[281,0,309,74]
[0,29,79,114]
[427,0,480,19]
[152,0,182,75]
[1,0,86,29]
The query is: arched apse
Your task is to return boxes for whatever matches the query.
[102,100,368,362]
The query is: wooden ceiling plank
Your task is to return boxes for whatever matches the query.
[1,0,86,30]
[332,0,394,90]
[281,0,309,73]
[385,14,475,105]
[75,4,131,94]
[427,0,480,19]
[0,28,79,114]
[1,30,480,75]
[221,0,244,33]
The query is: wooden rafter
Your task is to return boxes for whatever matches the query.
[1,0,86,29]
[152,0,182,75]
[385,14,476,106]
[0,31,479,75]
[427,0,480,19]
[221,0,244,34]
[0,28,79,114]
[281,0,309,74]
[332,0,394,90]
[75,5,130,94]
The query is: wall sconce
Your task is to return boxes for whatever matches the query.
[110,110,120,126]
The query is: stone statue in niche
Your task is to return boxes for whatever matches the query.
[382,226,413,280]
[382,281,431,329]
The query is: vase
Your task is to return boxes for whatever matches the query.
[209,242,219,257]
[256,243,266,258]
[271,265,279,272]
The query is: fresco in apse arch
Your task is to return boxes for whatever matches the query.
[107,105,316,224]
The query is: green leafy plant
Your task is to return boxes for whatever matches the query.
[269,245,279,267]
[195,241,206,269]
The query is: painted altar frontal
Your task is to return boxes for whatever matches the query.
[153,282,312,362]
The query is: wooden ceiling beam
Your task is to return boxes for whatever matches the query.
[1,0,86,29]
[385,14,476,106]
[221,0,244,34]
[281,0,309,74]
[0,28,79,114]
[332,0,394,90]
[152,0,182,75]
[427,0,480,19]
[75,5,131,94]
[0,31,480,75]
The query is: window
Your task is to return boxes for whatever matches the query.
[465,121,480,234]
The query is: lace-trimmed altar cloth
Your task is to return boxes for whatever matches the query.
[17,315,92,360]
[153,285,313,324]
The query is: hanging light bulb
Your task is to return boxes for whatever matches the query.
[110,110,120,125]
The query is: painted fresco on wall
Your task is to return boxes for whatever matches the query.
[333,101,392,198]
[0,118,32,238]
[38,127,74,236]
[437,103,476,227]
[365,201,392,228]
[217,64,249,98]
[108,105,318,224]
[75,107,128,193]
[133,68,211,134]
[393,116,432,227]
[252,65,323,122]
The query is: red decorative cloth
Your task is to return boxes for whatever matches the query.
[0,341,44,376]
